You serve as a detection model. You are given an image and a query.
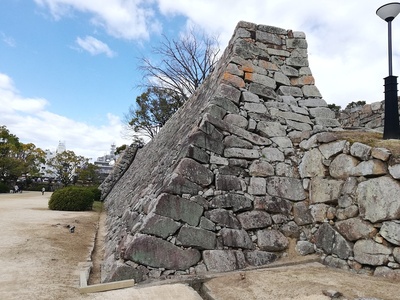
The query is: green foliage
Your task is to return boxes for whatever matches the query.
[0,182,10,193]
[48,186,94,211]
[87,186,101,202]
[46,150,87,186]
[115,144,127,155]
[126,87,184,140]
[346,101,366,110]
[0,126,45,185]
[76,163,100,185]
[327,103,341,113]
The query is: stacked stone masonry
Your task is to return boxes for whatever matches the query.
[101,21,400,283]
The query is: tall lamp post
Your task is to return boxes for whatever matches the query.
[377,2,400,139]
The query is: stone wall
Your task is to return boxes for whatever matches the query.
[101,21,400,283]
[338,98,400,131]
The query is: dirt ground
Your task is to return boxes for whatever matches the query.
[1,192,400,300]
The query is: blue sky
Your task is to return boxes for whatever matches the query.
[0,0,398,160]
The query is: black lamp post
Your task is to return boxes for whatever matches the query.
[377,2,400,139]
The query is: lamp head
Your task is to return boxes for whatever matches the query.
[377,2,400,22]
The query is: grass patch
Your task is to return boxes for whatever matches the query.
[92,201,103,213]
[335,130,400,157]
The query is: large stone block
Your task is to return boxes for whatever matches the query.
[177,225,216,250]
[215,174,243,191]
[380,221,400,246]
[351,159,387,177]
[175,158,214,187]
[293,202,313,225]
[257,121,287,137]
[267,176,306,201]
[357,176,400,223]
[353,239,391,266]
[188,131,224,155]
[237,210,272,230]
[203,250,246,272]
[209,193,252,212]
[335,218,377,241]
[261,148,285,162]
[310,177,343,204]
[299,148,325,178]
[248,177,266,195]
[153,193,203,226]
[224,147,260,159]
[125,234,201,270]
[244,251,278,266]
[350,142,371,160]
[139,213,181,239]
[249,82,277,100]
[220,228,253,249]
[205,209,241,228]
[314,223,353,259]
[215,83,241,104]
[249,160,274,177]
[257,229,289,251]
[329,154,358,179]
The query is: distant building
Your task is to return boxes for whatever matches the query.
[94,144,117,178]
[40,141,66,179]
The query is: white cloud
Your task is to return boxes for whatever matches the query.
[0,72,131,160]
[75,36,116,57]
[34,0,162,40]
[1,32,16,47]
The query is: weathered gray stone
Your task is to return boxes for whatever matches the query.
[280,221,300,238]
[188,131,224,155]
[203,250,246,272]
[299,148,325,178]
[177,225,216,249]
[249,82,277,100]
[255,196,292,215]
[295,241,315,255]
[221,228,253,249]
[261,148,285,162]
[185,145,210,164]
[224,135,253,149]
[237,211,272,230]
[354,239,391,266]
[309,107,335,119]
[394,247,400,263]
[329,154,359,179]
[224,147,260,159]
[249,160,274,177]
[293,202,313,225]
[241,91,260,103]
[257,121,287,137]
[286,57,309,67]
[205,209,240,228]
[351,160,387,176]
[275,162,298,177]
[274,111,312,124]
[248,177,266,195]
[215,174,243,191]
[319,140,347,159]
[244,102,268,114]
[335,218,377,241]
[125,234,201,270]
[162,173,204,196]
[357,176,400,223]
[310,204,329,223]
[290,105,308,115]
[153,193,203,226]
[274,72,291,86]
[323,256,349,270]
[245,251,278,266]
[301,86,321,97]
[310,177,343,204]
[267,177,306,201]
[199,217,215,231]
[210,154,229,165]
[314,223,353,259]
[271,137,293,149]
[286,120,312,131]
[388,164,400,179]
[246,73,276,89]
[314,118,341,127]
[224,113,248,128]
[286,38,308,49]
[139,213,181,239]
[350,142,372,160]
[256,30,282,45]
[281,65,299,77]
[210,97,240,114]
[175,158,214,187]
[257,229,289,251]
[209,193,252,212]
[380,221,400,245]
[215,83,241,104]
[371,147,391,161]
[298,99,327,107]
[277,86,303,97]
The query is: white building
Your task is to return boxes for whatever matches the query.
[94,144,117,178]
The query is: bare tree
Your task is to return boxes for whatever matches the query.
[139,26,220,101]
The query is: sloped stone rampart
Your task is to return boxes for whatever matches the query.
[101,21,400,283]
